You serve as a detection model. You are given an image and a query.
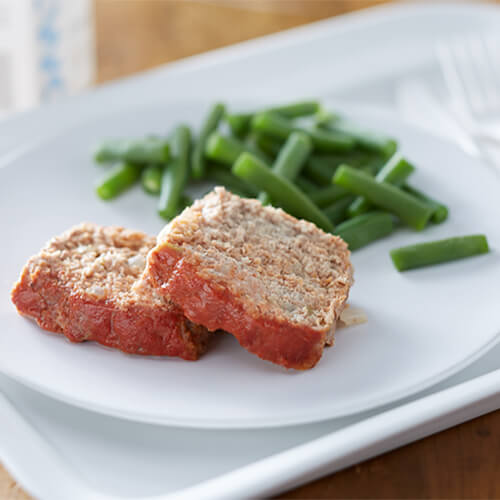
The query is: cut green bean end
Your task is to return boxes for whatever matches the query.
[96,163,141,200]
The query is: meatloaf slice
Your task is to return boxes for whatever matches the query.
[11,223,212,360]
[142,187,353,370]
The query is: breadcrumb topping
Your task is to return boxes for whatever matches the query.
[25,223,165,308]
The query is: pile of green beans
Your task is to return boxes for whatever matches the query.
[92,99,490,271]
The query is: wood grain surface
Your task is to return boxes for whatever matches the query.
[2,1,499,499]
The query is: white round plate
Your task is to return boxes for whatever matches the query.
[1,102,500,429]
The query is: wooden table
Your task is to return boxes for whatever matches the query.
[2,1,499,498]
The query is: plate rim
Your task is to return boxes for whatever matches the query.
[1,331,500,429]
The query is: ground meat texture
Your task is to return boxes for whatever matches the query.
[142,187,353,370]
[11,223,213,360]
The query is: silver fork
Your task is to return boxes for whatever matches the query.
[437,34,500,145]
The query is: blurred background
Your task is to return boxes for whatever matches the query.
[93,0,388,82]
[0,0,470,118]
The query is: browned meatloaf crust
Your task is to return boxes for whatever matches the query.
[11,223,212,360]
[141,187,353,370]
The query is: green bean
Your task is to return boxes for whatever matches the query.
[226,113,252,138]
[295,176,319,194]
[207,164,259,198]
[233,153,334,232]
[269,100,320,117]
[141,165,163,195]
[205,133,246,165]
[335,212,394,251]
[375,152,414,181]
[94,137,170,165]
[158,125,191,220]
[306,155,342,172]
[323,196,357,225]
[226,100,320,138]
[362,156,386,176]
[251,112,294,140]
[251,133,283,158]
[259,132,312,205]
[179,194,193,210]
[319,118,397,158]
[348,153,415,217]
[205,133,269,165]
[301,151,383,186]
[404,184,449,224]
[303,156,339,185]
[314,109,339,127]
[390,235,489,271]
[309,127,356,153]
[192,103,225,179]
[251,112,355,152]
[309,184,350,208]
[158,193,192,217]
[333,165,433,230]
[96,162,142,200]
[317,151,379,168]
[272,132,312,179]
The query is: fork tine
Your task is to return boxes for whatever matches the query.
[437,42,470,113]
[438,36,500,117]
[466,36,497,111]
[482,34,500,109]
[437,33,500,144]
[455,39,488,113]
[469,35,500,111]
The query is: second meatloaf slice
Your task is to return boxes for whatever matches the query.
[142,187,353,369]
